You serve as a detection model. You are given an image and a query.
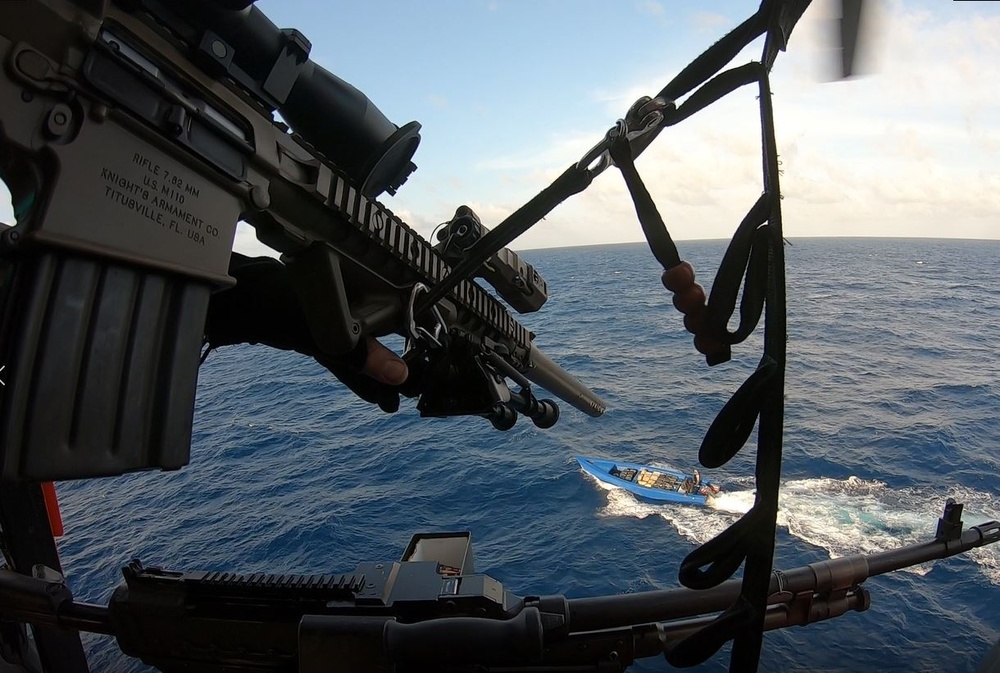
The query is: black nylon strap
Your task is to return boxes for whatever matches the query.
[631,6,769,157]
[699,357,780,469]
[763,0,813,71]
[704,198,771,346]
[661,63,765,130]
[646,49,786,673]
[608,136,679,270]
[730,48,787,673]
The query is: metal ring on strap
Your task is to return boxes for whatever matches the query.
[406,283,446,349]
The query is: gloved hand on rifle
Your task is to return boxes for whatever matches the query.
[203,253,408,413]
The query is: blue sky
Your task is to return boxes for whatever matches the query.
[245,0,999,253]
[2,1,998,251]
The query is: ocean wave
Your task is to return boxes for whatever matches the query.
[588,473,1000,585]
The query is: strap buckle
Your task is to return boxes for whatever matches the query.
[576,119,626,179]
[575,96,674,178]
[624,95,673,141]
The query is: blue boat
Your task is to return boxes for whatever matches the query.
[576,456,721,506]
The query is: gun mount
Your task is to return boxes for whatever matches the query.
[0,507,997,672]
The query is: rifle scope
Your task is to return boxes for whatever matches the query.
[146,0,420,198]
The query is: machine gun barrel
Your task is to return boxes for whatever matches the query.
[565,516,1000,632]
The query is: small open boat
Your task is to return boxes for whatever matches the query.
[576,456,721,506]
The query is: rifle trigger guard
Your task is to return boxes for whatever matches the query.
[406,283,445,349]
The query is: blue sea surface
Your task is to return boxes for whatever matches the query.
[55,237,1000,672]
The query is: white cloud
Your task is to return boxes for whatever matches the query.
[2,1,997,255]
[451,1,1000,249]
[637,1,665,17]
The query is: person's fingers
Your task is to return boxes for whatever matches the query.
[361,336,408,385]
[315,352,401,413]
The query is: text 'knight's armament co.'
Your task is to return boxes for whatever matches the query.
[0,0,605,482]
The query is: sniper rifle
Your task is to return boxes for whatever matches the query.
[0,0,606,484]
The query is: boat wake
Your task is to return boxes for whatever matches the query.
[591,474,1000,585]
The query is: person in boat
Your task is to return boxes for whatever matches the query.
[693,469,701,486]
[204,253,409,409]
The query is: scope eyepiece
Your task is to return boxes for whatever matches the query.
[282,64,421,197]
[155,0,421,197]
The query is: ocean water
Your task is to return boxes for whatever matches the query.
[53,237,1000,672]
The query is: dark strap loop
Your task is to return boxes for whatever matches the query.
[661,63,765,130]
[677,499,781,591]
[704,197,771,346]
[699,357,780,468]
[665,596,754,668]
[729,224,771,344]
[678,508,757,590]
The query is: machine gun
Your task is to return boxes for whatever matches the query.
[0,0,606,483]
[0,502,997,672]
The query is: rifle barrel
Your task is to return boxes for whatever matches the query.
[525,345,607,417]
